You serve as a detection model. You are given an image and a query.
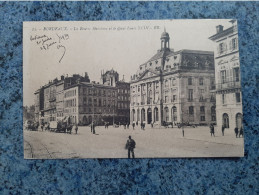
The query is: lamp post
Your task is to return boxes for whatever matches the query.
[113,101,115,126]
[92,84,94,131]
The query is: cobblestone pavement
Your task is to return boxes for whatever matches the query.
[24,125,244,159]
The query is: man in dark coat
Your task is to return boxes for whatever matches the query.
[92,122,95,134]
[210,124,215,137]
[125,136,136,158]
[75,124,78,134]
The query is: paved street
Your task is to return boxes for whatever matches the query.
[24,125,244,159]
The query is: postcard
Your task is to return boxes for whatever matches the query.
[23,19,244,159]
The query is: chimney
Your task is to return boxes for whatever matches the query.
[216,25,224,33]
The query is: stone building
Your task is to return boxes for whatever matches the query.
[130,31,216,126]
[34,73,90,124]
[76,82,117,125]
[209,20,242,131]
[101,69,130,124]
[34,88,44,123]
[34,70,130,125]
[116,81,130,124]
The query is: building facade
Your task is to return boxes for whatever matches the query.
[76,82,117,125]
[34,70,130,125]
[34,73,90,124]
[209,20,242,131]
[116,81,130,124]
[130,31,216,126]
[101,69,130,124]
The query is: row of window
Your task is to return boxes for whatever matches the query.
[118,102,129,109]
[118,88,130,94]
[57,112,64,117]
[222,92,241,104]
[220,67,240,84]
[118,95,129,101]
[188,77,209,86]
[65,89,77,98]
[82,88,116,97]
[82,107,115,114]
[218,38,238,55]
[131,77,212,94]
[64,99,77,108]
[83,97,116,107]
[188,106,216,115]
[132,107,215,122]
[64,107,77,113]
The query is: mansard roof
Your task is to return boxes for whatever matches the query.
[209,26,234,41]
[147,49,173,62]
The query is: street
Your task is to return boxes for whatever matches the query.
[24,125,244,159]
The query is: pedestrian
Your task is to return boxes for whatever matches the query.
[222,125,225,136]
[90,122,93,133]
[239,127,243,138]
[92,122,96,134]
[143,123,145,130]
[125,136,136,159]
[210,124,215,137]
[124,124,126,129]
[132,123,135,130]
[234,127,239,138]
[151,121,153,128]
[75,124,78,134]
[41,122,44,131]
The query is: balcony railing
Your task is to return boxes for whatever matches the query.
[217,81,240,90]
[199,98,206,102]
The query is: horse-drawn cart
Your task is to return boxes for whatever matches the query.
[50,116,73,134]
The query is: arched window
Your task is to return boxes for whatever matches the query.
[172,106,177,122]
[211,106,216,121]
[189,106,194,115]
[141,108,145,122]
[223,113,229,128]
[137,109,140,122]
[83,115,87,125]
[154,107,159,122]
[200,106,205,114]
[132,109,135,121]
[164,107,169,122]
[147,108,152,124]
[236,113,242,129]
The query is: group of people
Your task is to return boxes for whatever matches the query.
[210,124,244,138]
[123,123,130,129]
[130,122,146,130]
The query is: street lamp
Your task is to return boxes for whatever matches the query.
[92,84,94,126]
[113,101,115,126]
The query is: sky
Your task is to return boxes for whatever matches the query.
[23,19,233,106]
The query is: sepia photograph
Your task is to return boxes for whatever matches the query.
[23,19,244,159]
